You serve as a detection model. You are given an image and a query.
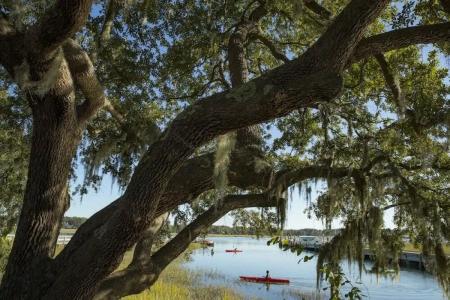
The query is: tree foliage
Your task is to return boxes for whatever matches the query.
[0,0,449,299]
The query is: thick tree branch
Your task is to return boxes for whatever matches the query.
[26,0,93,66]
[130,213,169,267]
[352,22,450,63]
[0,61,81,298]
[0,14,20,74]
[63,38,161,145]
[56,148,273,264]
[63,39,106,123]
[226,1,269,151]
[152,194,276,269]
[94,194,276,299]
[228,1,268,87]
[305,0,389,72]
[271,166,363,193]
[3,0,94,99]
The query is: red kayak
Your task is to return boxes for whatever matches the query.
[225,249,243,253]
[240,276,290,284]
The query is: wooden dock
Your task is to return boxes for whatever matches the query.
[291,236,440,271]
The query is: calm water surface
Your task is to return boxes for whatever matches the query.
[183,236,445,300]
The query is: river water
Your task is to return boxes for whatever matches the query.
[183,236,445,300]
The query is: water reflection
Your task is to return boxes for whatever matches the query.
[183,236,445,300]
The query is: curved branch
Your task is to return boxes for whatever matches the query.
[374,53,404,115]
[305,0,389,72]
[99,0,121,45]
[228,1,268,87]
[63,39,107,124]
[303,0,332,20]
[251,32,289,63]
[352,22,450,63]
[151,194,276,269]
[0,14,21,74]
[55,148,273,264]
[270,165,364,195]
[63,38,161,144]
[94,194,276,299]
[382,201,411,211]
[27,0,94,59]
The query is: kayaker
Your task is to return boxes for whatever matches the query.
[265,270,270,279]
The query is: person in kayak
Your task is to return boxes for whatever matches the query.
[265,270,270,279]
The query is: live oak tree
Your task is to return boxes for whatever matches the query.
[0,0,449,299]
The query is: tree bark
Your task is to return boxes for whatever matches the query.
[0,64,82,298]
[0,2,94,297]
[352,22,450,63]
[227,1,268,147]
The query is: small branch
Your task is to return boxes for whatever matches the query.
[440,0,450,14]
[344,60,367,89]
[99,0,122,46]
[303,0,332,20]
[374,53,404,116]
[272,8,294,23]
[251,32,289,63]
[382,201,411,211]
[218,61,231,90]
[103,99,126,124]
[166,63,222,101]
[270,165,363,195]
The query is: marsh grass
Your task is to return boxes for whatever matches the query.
[123,243,251,300]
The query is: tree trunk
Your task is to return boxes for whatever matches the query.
[0,92,81,299]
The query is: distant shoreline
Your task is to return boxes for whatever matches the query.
[56,229,450,255]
